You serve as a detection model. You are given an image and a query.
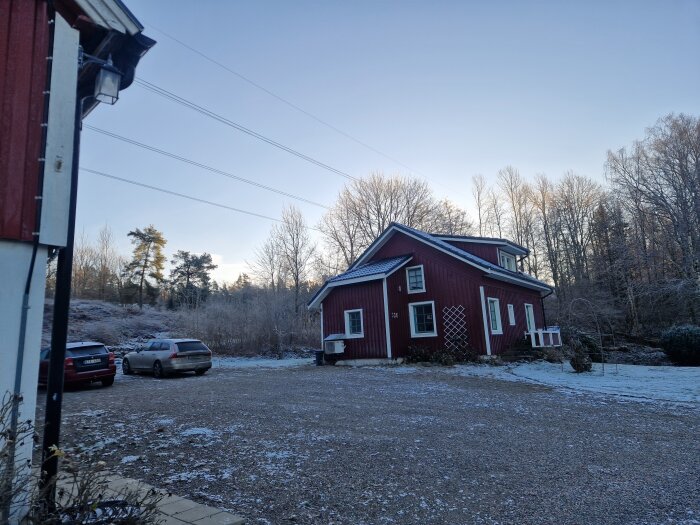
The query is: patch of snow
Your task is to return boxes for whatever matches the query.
[452,362,700,405]
[212,357,311,369]
[181,427,215,437]
[121,455,140,464]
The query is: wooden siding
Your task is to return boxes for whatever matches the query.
[480,283,543,355]
[0,0,50,242]
[374,231,545,357]
[441,240,500,265]
[322,280,387,359]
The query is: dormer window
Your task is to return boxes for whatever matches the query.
[499,251,516,272]
[406,265,425,293]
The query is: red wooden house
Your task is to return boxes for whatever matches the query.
[308,222,559,362]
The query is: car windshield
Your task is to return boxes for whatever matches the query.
[176,341,208,352]
[66,345,108,357]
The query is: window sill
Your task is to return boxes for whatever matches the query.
[410,332,438,338]
[345,334,364,339]
[407,289,426,294]
[491,330,503,335]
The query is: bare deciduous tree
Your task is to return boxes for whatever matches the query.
[275,206,315,314]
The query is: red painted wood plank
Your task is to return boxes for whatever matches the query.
[0,0,49,242]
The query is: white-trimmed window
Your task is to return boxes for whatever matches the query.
[487,298,503,334]
[507,304,515,326]
[524,303,535,333]
[344,309,364,338]
[409,301,437,337]
[499,251,516,272]
[406,265,426,293]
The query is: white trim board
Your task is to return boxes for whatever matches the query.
[479,286,492,356]
[383,278,392,359]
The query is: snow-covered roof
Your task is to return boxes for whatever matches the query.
[433,234,529,256]
[307,254,413,309]
[307,223,552,311]
[328,255,413,284]
[386,224,549,291]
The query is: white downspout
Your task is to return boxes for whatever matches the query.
[479,286,492,356]
[382,278,392,359]
[319,304,324,349]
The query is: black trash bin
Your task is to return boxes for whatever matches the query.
[314,350,324,366]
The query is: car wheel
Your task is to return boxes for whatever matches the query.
[101,376,115,387]
[195,369,207,376]
[122,359,133,375]
[153,361,164,379]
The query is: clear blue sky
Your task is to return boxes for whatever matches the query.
[77,0,700,283]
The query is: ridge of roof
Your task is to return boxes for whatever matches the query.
[432,233,528,254]
[390,223,550,290]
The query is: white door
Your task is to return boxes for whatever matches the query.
[524,304,535,333]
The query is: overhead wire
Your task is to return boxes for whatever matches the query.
[134,78,358,182]
[147,22,422,176]
[80,167,323,231]
[84,125,330,209]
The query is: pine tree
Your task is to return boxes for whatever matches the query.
[125,225,167,308]
[169,251,217,307]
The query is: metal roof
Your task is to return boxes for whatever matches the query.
[308,223,553,310]
[390,224,551,290]
[433,234,529,255]
[307,255,413,309]
[328,255,413,284]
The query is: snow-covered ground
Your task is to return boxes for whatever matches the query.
[451,362,700,405]
[211,356,312,369]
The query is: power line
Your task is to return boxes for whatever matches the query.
[134,78,358,182]
[80,167,322,231]
[148,23,423,176]
[84,125,329,209]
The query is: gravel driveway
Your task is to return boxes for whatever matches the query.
[36,364,700,525]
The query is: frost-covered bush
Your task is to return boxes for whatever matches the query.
[82,321,122,346]
[405,345,479,366]
[568,335,593,372]
[660,325,700,366]
[569,348,592,373]
[405,345,432,364]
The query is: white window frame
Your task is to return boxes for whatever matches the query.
[507,304,515,326]
[487,298,503,335]
[344,309,364,338]
[405,265,426,294]
[408,300,437,338]
[499,250,517,272]
[524,303,535,333]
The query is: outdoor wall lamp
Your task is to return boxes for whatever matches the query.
[79,50,122,105]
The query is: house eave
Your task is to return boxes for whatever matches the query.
[309,255,413,310]
[434,235,529,256]
[485,271,552,294]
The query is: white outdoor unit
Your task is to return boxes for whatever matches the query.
[324,340,345,354]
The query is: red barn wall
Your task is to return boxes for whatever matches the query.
[442,241,499,265]
[480,283,544,355]
[373,232,545,357]
[0,0,50,242]
[322,280,387,359]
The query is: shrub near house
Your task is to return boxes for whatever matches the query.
[309,222,556,362]
[661,325,700,366]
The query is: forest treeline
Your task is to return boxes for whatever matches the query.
[52,114,699,351]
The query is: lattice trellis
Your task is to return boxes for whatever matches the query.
[442,305,468,350]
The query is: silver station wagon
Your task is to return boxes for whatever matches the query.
[122,339,212,378]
